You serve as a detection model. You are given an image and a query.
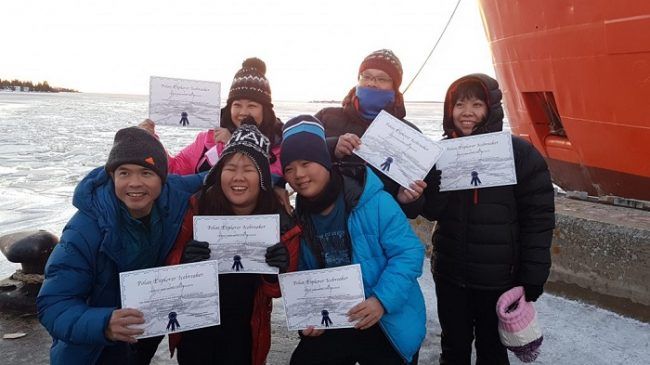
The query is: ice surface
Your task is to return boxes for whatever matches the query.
[0,93,647,363]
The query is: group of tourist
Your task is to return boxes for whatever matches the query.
[36,49,555,365]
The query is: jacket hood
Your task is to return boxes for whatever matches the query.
[72,167,119,229]
[336,163,384,211]
[72,167,204,259]
[442,73,504,138]
[341,86,407,120]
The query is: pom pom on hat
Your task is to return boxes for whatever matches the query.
[242,57,266,76]
[496,286,544,363]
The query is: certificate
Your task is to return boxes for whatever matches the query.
[437,131,517,191]
[149,76,221,129]
[119,261,220,339]
[278,264,366,331]
[354,110,444,189]
[193,214,280,274]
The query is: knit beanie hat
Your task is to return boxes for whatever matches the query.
[227,57,272,106]
[205,121,272,191]
[359,49,403,90]
[280,115,331,171]
[496,286,544,363]
[105,127,168,184]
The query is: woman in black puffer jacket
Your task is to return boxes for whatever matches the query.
[421,73,555,365]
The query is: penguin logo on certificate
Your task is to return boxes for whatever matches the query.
[470,171,482,186]
[167,311,180,331]
[380,156,393,172]
[232,255,244,271]
[321,309,332,327]
[179,111,189,126]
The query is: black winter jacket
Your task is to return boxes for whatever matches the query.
[422,74,555,290]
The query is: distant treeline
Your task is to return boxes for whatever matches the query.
[0,78,78,92]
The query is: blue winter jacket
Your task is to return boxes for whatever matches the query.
[36,167,204,365]
[298,165,426,362]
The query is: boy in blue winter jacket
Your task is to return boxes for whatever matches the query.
[280,115,426,365]
[37,127,204,365]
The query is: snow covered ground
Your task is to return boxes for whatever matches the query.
[151,260,650,364]
[414,261,650,364]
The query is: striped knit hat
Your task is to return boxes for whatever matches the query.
[496,286,544,363]
[359,49,403,90]
[205,121,271,191]
[228,57,272,106]
[280,115,331,171]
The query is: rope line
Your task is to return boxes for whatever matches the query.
[402,0,463,95]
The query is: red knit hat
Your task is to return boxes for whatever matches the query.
[358,49,403,90]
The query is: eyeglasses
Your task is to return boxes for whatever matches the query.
[359,73,393,85]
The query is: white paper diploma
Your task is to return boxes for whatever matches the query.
[149,76,221,129]
[437,131,517,191]
[193,214,280,274]
[354,110,444,189]
[278,264,366,331]
[119,261,220,339]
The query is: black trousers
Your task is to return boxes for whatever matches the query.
[435,278,509,365]
[96,336,163,365]
[176,320,252,365]
[132,335,163,364]
[290,324,417,365]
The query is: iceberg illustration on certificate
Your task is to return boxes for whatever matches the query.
[119,260,220,339]
[279,264,365,331]
[193,214,280,274]
[354,110,444,189]
[149,76,221,129]
[437,131,517,191]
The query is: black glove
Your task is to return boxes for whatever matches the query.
[424,168,442,192]
[180,240,211,264]
[265,242,289,273]
[523,284,544,302]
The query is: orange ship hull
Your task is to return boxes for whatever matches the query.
[477,0,650,200]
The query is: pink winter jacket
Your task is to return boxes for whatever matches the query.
[168,129,284,181]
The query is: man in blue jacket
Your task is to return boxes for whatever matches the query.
[37,127,204,364]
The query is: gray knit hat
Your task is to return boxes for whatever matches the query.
[105,127,168,183]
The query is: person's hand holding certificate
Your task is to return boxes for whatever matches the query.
[278,264,366,331]
[193,214,280,274]
[119,260,221,338]
[354,110,444,189]
[437,131,517,191]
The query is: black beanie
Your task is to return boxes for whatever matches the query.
[280,115,331,171]
[205,123,272,191]
[227,57,272,106]
[105,127,168,183]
